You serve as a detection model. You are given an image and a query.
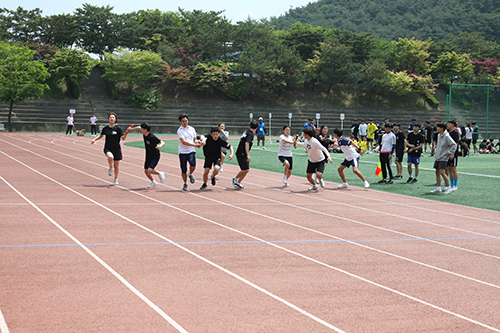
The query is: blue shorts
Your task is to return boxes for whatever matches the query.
[407,155,420,165]
[341,157,359,168]
[179,152,196,174]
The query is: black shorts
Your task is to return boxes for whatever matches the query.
[237,154,250,170]
[426,136,433,144]
[104,148,122,161]
[434,160,448,170]
[447,155,458,167]
[395,150,404,162]
[278,156,293,170]
[306,160,326,174]
[204,156,221,169]
[144,157,160,170]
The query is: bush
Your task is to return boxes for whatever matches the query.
[425,92,440,108]
[125,88,162,111]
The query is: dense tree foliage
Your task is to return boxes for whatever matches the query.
[267,0,500,43]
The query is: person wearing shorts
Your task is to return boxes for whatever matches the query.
[406,123,425,183]
[177,114,201,191]
[332,128,370,189]
[256,117,266,150]
[431,123,456,194]
[91,112,129,185]
[393,123,406,180]
[366,119,377,153]
[294,127,332,191]
[232,120,258,189]
[128,122,166,188]
[446,120,460,191]
[199,127,233,190]
[278,126,295,187]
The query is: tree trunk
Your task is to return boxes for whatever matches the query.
[8,100,14,132]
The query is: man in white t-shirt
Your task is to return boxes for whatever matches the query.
[358,120,368,140]
[294,127,332,191]
[177,114,201,191]
[90,114,98,136]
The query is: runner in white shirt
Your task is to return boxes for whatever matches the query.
[278,126,295,187]
[332,128,370,189]
[294,127,332,191]
[177,114,201,191]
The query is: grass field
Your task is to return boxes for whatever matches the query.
[125,135,500,212]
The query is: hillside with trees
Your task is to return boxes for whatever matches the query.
[268,0,500,42]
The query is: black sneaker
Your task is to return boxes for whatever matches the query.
[407,177,413,183]
[386,180,394,184]
[211,176,216,186]
[189,174,195,184]
[411,178,418,183]
[378,179,387,184]
[182,184,188,191]
[200,183,207,190]
[394,176,402,180]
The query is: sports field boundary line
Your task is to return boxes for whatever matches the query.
[0,309,9,333]
[2,139,500,331]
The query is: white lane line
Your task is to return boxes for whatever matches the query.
[0,309,10,333]
[0,151,345,332]
[0,174,187,333]
[2,141,500,331]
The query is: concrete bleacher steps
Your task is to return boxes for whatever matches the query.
[0,66,470,136]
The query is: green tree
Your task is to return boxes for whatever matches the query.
[313,40,355,93]
[101,48,163,94]
[0,7,44,43]
[431,51,474,83]
[48,48,92,98]
[392,38,431,75]
[74,4,118,58]
[276,23,325,61]
[188,62,230,96]
[0,42,50,132]
[41,14,78,48]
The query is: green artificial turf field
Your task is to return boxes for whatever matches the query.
[125,136,500,212]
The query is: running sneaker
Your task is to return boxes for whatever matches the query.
[182,184,188,191]
[148,180,157,188]
[108,168,113,176]
[443,187,452,194]
[283,175,288,184]
[234,182,245,189]
[386,180,394,184]
[378,179,387,184]
[189,173,195,184]
[284,181,290,187]
[200,183,207,190]
[113,179,119,186]
[319,179,325,188]
[211,176,216,186]
[406,177,413,183]
[232,177,237,186]
[394,176,402,180]
[411,178,418,183]
[220,166,224,172]
[262,147,266,150]
[451,186,458,191]
[430,188,441,194]
[363,181,370,189]
[338,183,348,189]
[308,185,318,191]
[158,172,165,183]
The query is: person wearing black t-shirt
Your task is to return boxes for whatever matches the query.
[406,123,425,183]
[91,112,130,185]
[232,120,258,189]
[447,120,460,191]
[199,127,234,190]
[393,123,406,180]
[128,122,166,188]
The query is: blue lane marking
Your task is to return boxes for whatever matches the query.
[1,236,498,248]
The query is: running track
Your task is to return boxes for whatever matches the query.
[1,133,499,332]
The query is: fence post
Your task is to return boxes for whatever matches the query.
[486,84,490,138]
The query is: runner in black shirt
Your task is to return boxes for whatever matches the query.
[91,112,130,185]
[232,120,258,189]
[200,127,233,190]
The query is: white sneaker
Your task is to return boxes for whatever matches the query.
[338,183,348,189]
[148,180,157,188]
[363,181,370,189]
[220,166,223,172]
[283,175,288,184]
[158,172,165,183]
[430,188,441,194]
[451,186,458,191]
[257,147,260,150]
[319,179,325,188]
[284,181,290,187]
[108,168,113,176]
[443,187,452,194]
[262,147,266,150]
[113,179,119,186]
[308,185,318,191]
